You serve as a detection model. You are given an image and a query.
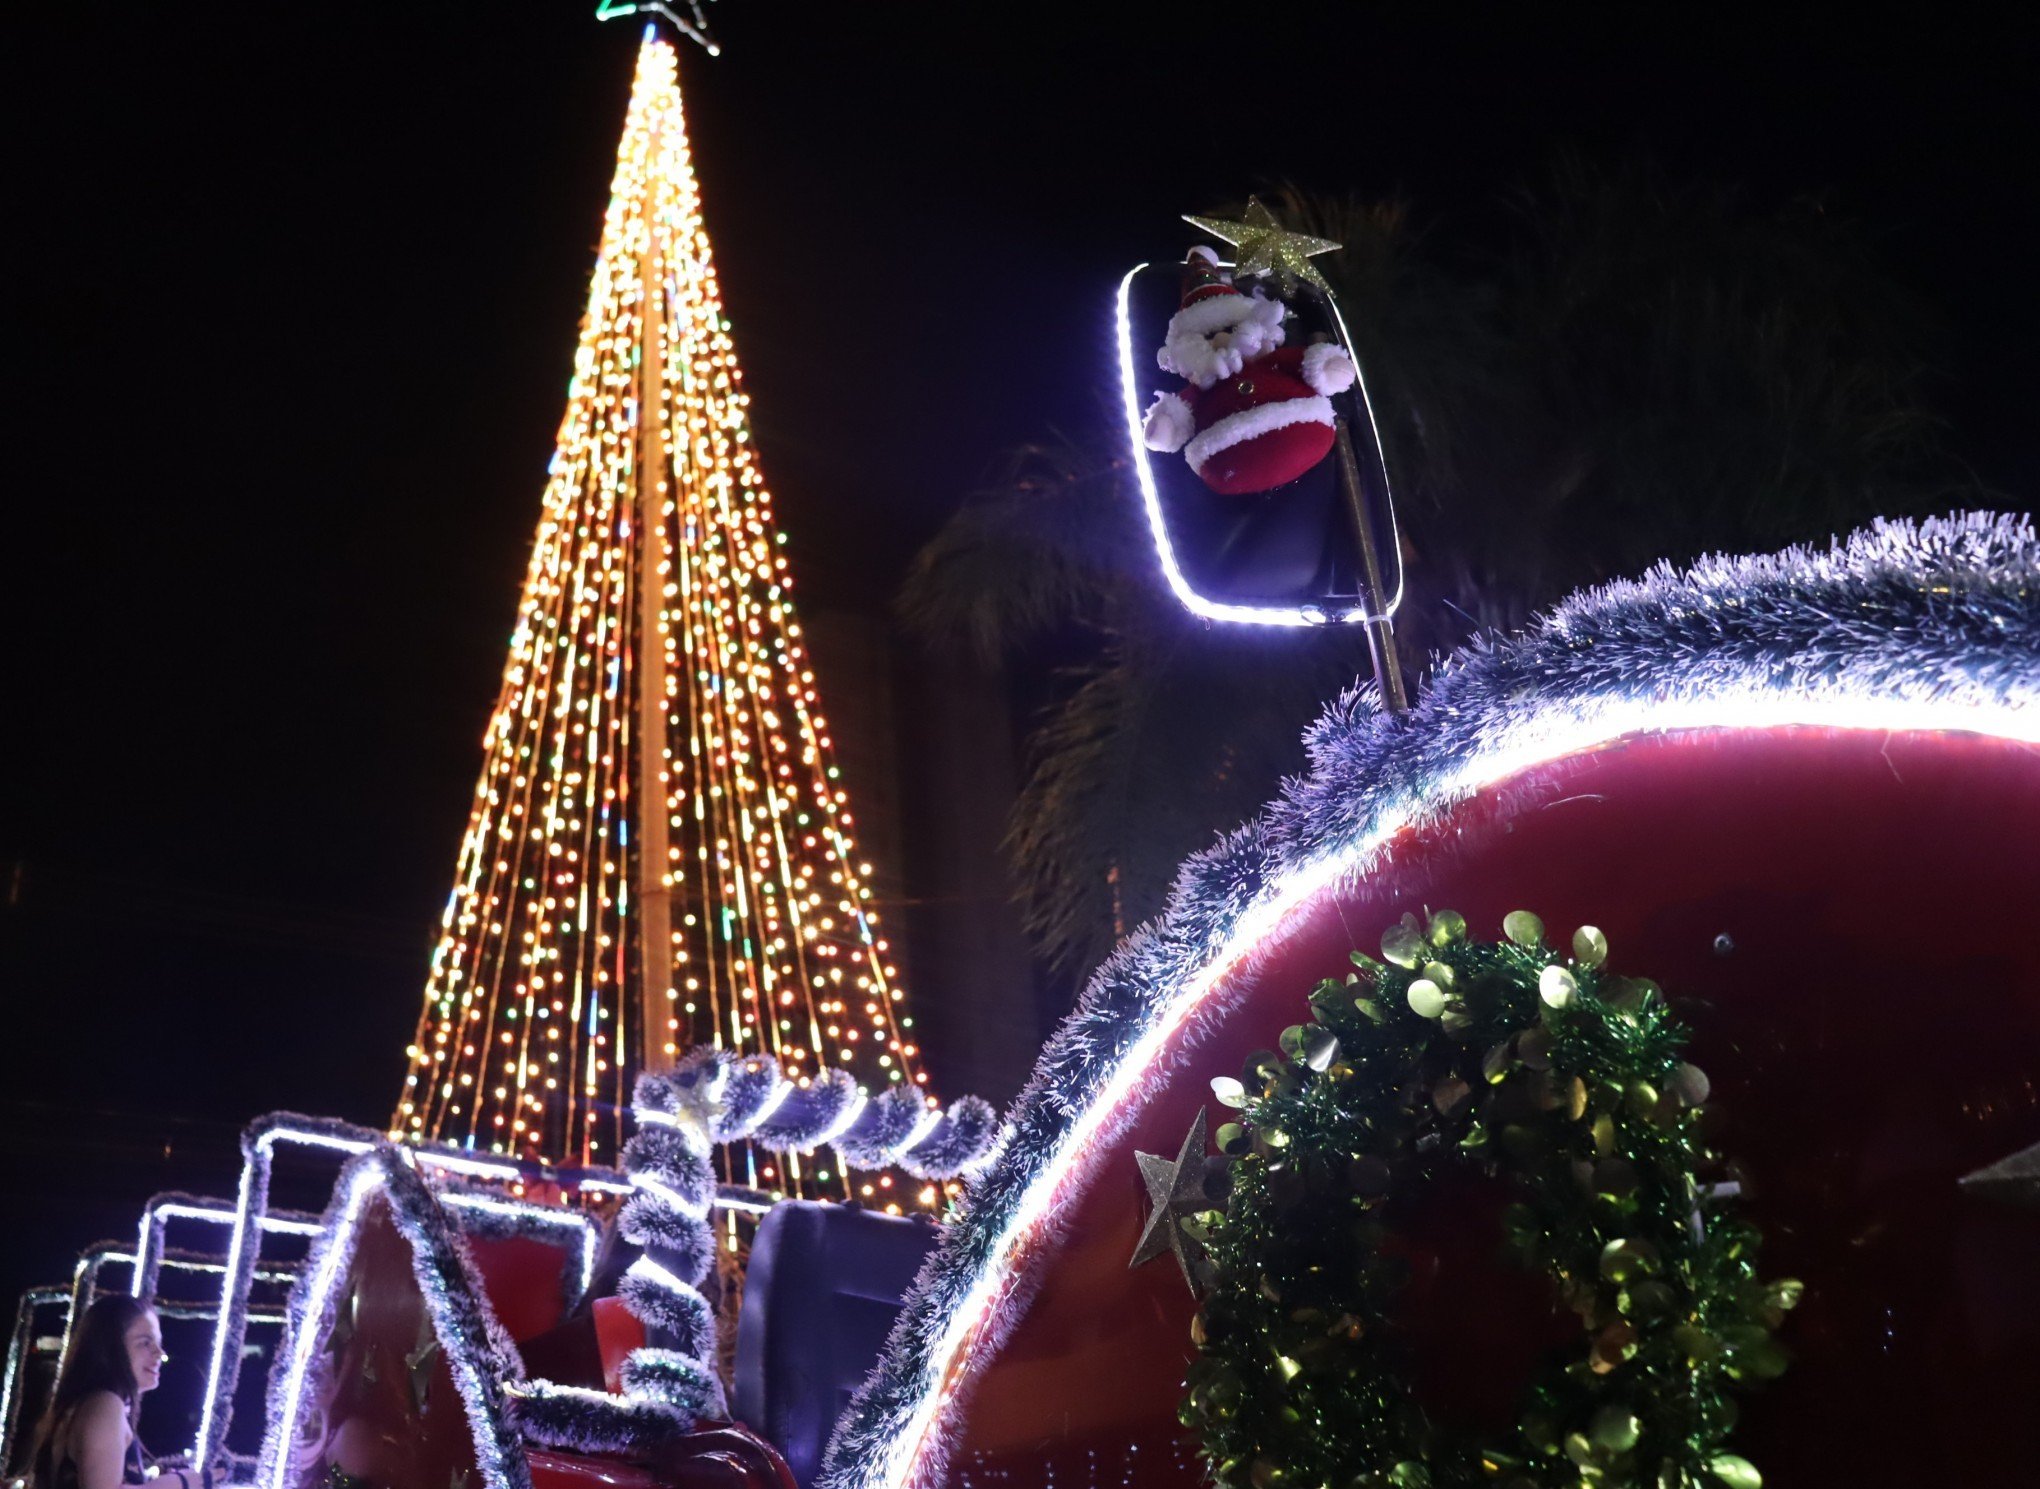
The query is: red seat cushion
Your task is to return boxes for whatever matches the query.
[504,1295,648,1394]
[467,1233,577,1344]
[592,1294,647,1394]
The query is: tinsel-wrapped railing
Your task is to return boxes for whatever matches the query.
[147,1065,995,1477]
[0,1287,68,1475]
[134,1189,322,1303]
[637,1047,1002,1181]
[513,1048,1003,1456]
[256,1144,532,1489]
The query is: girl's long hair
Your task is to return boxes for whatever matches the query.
[26,1293,151,1485]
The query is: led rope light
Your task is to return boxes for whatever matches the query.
[632,1107,708,1139]
[194,1121,377,1465]
[631,1171,711,1222]
[502,1378,626,1410]
[152,1261,298,1283]
[262,1165,382,1489]
[1,1287,67,1472]
[134,1199,322,1300]
[58,1246,134,1365]
[437,1193,587,1224]
[193,1157,263,1464]
[891,1106,948,1163]
[410,1151,526,1184]
[153,1305,289,1327]
[268,1130,377,1157]
[623,1254,693,1297]
[747,1073,796,1129]
[808,1089,870,1150]
[439,1192,602,1303]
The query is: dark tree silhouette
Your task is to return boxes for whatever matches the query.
[901,165,1981,979]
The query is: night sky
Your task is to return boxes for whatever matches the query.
[3,3,2034,1314]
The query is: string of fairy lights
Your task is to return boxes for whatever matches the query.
[395,37,927,1191]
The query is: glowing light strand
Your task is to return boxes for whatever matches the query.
[395,34,933,1187]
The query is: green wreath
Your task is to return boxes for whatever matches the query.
[1181,909,1798,1489]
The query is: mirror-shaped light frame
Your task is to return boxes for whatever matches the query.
[1115,261,1406,627]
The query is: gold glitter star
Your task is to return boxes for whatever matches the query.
[1183,198,1342,295]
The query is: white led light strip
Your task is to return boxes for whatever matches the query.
[262,1165,382,1489]
[411,1150,526,1183]
[440,1192,602,1303]
[867,691,2039,1489]
[634,1107,710,1139]
[0,1288,69,1473]
[624,1253,693,1296]
[134,1199,321,1301]
[58,1246,133,1364]
[891,1106,947,1163]
[811,1089,870,1150]
[632,1171,711,1222]
[193,1126,374,1465]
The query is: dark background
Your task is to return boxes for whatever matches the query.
[3,2,2034,1327]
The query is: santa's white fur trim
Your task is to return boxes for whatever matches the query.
[1158,295,1286,389]
[1301,342,1356,396]
[1184,395,1335,475]
[1142,391,1195,453]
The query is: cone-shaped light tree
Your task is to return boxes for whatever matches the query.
[395,36,926,1182]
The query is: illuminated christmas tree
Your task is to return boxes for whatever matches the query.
[394,34,928,1181]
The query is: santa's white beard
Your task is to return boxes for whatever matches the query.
[1157,296,1286,389]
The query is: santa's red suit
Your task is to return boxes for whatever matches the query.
[1142,280,1356,496]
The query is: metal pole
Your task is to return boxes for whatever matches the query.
[635,224,678,1080]
[1331,418,1410,712]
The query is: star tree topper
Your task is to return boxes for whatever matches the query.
[595,0,721,56]
[1130,1106,1229,1293]
[1183,198,1342,295]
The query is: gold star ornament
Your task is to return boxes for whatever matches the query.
[1129,1107,1230,1293]
[1183,198,1342,295]
[1960,1136,2040,1209]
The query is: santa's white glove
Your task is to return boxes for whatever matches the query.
[1142,391,1194,453]
[1302,342,1357,396]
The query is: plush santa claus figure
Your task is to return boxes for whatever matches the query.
[1142,249,1357,496]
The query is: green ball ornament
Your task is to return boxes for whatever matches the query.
[1382,923,1426,968]
[1407,979,1449,1019]
[1502,909,1544,948]
[1537,965,1577,1008]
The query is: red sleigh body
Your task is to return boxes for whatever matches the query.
[818,516,2040,1489]
[934,728,2040,1487]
